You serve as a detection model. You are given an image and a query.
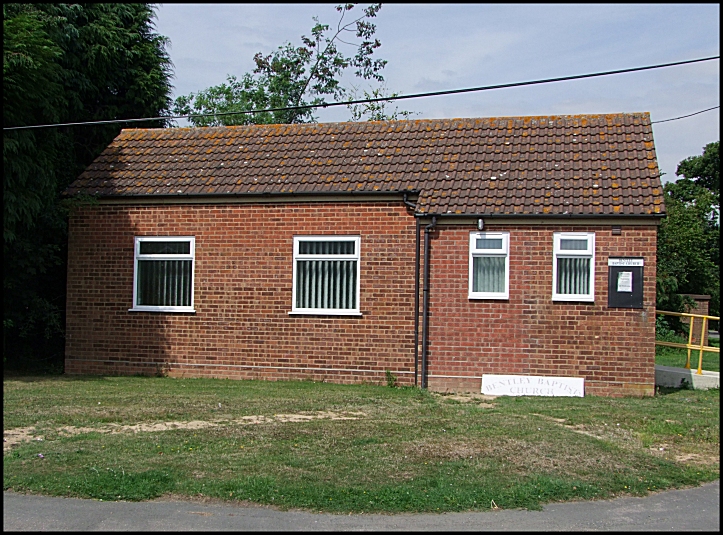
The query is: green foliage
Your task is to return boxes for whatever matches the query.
[676,141,719,207]
[385,369,398,387]
[3,4,65,243]
[657,142,720,321]
[655,315,684,341]
[346,84,417,122]
[3,3,173,368]
[173,4,412,126]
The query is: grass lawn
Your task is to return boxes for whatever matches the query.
[3,375,719,513]
[655,337,720,372]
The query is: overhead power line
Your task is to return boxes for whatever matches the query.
[3,55,719,131]
[650,105,720,124]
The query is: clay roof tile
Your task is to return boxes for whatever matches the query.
[66,113,664,217]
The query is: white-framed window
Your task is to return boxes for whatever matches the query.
[552,232,595,302]
[469,231,510,299]
[291,236,361,315]
[130,236,195,312]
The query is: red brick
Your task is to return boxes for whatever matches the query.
[66,206,657,396]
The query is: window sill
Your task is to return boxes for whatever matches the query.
[289,310,363,317]
[128,307,196,313]
[469,294,509,300]
[551,297,595,303]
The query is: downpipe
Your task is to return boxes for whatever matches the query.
[420,216,437,389]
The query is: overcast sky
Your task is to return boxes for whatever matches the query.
[154,3,719,182]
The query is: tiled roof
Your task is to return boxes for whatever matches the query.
[66,113,665,216]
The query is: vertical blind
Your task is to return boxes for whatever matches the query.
[295,240,357,310]
[472,256,505,293]
[556,257,590,295]
[137,260,192,306]
[299,240,355,255]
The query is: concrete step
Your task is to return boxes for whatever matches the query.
[655,365,719,390]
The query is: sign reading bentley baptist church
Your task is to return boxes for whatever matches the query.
[482,375,584,397]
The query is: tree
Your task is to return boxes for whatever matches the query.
[676,141,719,207]
[346,84,416,122]
[656,142,720,325]
[3,3,173,369]
[3,4,65,244]
[173,3,413,126]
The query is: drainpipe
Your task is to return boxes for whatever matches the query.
[403,194,421,387]
[402,193,417,212]
[421,216,437,389]
[413,218,420,386]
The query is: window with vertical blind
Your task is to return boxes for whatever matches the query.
[552,232,595,302]
[131,237,195,312]
[469,232,510,299]
[291,236,361,315]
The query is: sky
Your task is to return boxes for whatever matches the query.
[153,3,720,182]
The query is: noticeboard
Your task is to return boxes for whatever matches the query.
[607,257,644,309]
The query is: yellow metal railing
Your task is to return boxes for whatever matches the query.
[655,310,720,375]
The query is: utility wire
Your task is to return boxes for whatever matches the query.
[3,55,719,131]
[651,105,719,124]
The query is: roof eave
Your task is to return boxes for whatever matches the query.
[415,212,666,219]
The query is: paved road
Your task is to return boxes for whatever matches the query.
[3,481,719,531]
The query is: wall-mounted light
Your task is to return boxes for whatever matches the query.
[612,226,622,235]
[477,218,484,231]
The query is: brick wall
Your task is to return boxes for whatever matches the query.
[66,203,658,397]
[679,294,711,346]
[424,224,658,397]
[65,202,417,385]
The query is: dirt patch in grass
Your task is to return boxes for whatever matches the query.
[564,423,643,447]
[674,452,720,465]
[647,443,720,467]
[534,413,643,449]
[498,436,634,477]
[3,410,366,451]
[534,413,719,470]
[3,428,43,452]
[435,392,498,408]
[404,438,488,462]
[532,413,567,424]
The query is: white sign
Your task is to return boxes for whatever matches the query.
[482,375,584,397]
[617,271,633,292]
[608,258,644,267]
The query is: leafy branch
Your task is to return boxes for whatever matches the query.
[173,4,412,126]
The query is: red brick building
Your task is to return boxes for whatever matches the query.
[64,114,665,396]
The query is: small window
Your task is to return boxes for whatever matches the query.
[469,232,509,299]
[131,237,195,312]
[553,232,595,302]
[291,236,361,315]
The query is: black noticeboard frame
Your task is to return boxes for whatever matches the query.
[608,258,644,309]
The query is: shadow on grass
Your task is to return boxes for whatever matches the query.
[2,372,158,384]
[654,385,720,396]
